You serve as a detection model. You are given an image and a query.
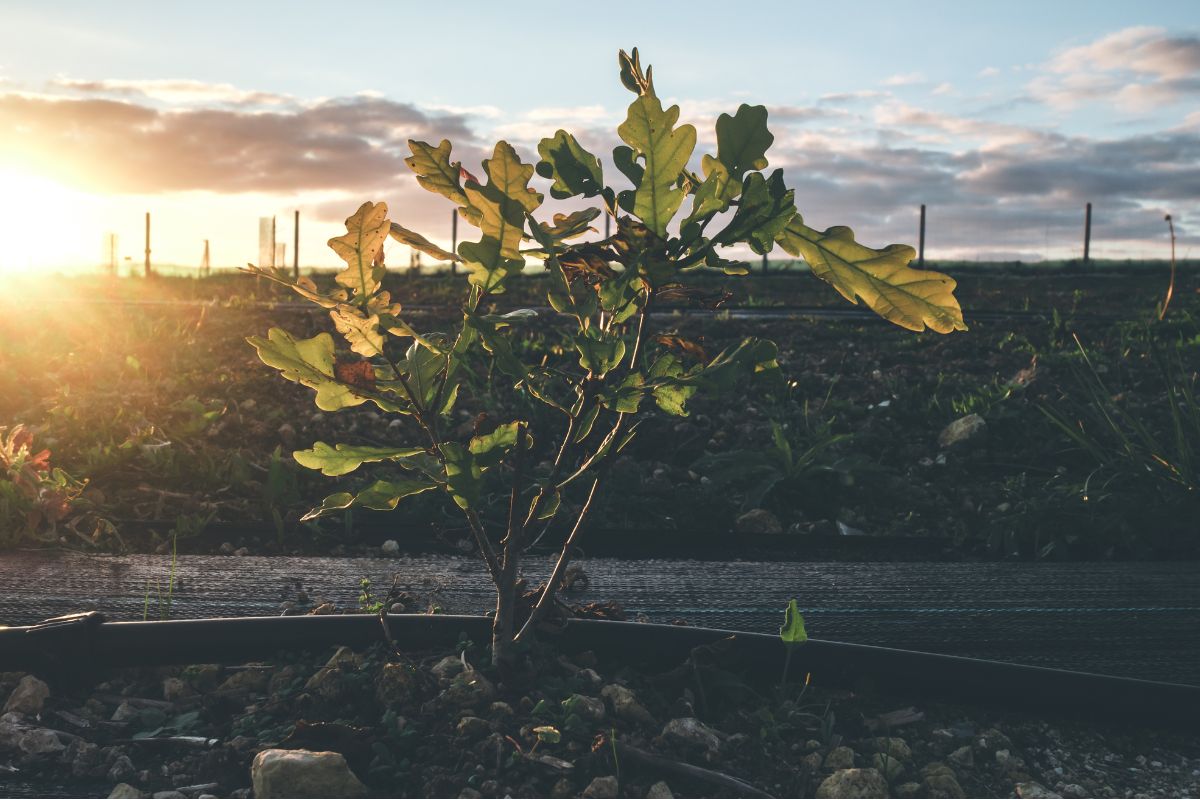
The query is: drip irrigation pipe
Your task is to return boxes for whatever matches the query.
[0,612,1195,730]
[44,296,1138,325]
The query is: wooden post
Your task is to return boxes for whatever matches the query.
[202,239,210,275]
[271,216,277,269]
[918,204,926,268]
[144,212,151,277]
[1083,202,1092,268]
[293,210,300,278]
[450,209,458,276]
[761,250,768,275]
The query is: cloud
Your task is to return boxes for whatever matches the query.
[931,82,955,96]
[0,92,478,202]
[1030,27,1200,111]
[49,77,292,107]
[818,90,889,105]
[882,72,926,87]
[978,67,1001,78]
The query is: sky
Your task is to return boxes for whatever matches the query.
[0,0,1197,272]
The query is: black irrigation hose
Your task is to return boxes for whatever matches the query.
[48,296,1140,325]
[1,612,1195,730]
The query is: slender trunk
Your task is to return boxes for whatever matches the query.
[492,424,527,666]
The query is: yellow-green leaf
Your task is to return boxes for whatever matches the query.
[328,201,390,301]
[617,93,696,238]
[776,217,967,334]
[406,139,470,208]
[330,304,385,357]
[294,442,426,477]
[389,222,456,263]
[246,328,366,411]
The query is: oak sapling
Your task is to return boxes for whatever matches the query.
[246,48,965,666]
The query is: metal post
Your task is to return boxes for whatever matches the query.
[144,213,151,277]
[918,204,926,268]
[202,240,210,276]
[271,216,277,269]
[450,210,458,276]
[1083,202,1092,269]
[293,210,300,278]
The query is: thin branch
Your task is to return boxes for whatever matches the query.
[613,742,773,798]
[514,477,600,643]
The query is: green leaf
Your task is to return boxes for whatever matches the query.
[573,402,601,442]
[681,156,737,234]
[533,725,561,745]
[575,329,626,378]
[536,131,604,199]
[776,217,967,334]
[300,478,436,520]
[406,139,471,209]
[714,170,795,254]
[247,328,367,411]
[439,442,482,510]
[601,372,645,414]
[647,353,696,416]
[617,94,696,237]
[716,104,773,181]
[242,265,348,309]
[354,478,439,511]
[293,442,426,477]
[469,421,526,469]
[458,141,541,293]
[779,599,808,645]
[389,222,456,262]
[328,201,390,301]
[538,208,602,241]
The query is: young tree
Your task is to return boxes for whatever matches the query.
[247,49,965,665]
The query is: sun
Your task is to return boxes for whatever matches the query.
[0,168,102,274]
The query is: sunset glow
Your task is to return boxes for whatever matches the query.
[0,168,103,273]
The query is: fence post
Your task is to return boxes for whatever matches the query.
[202,239,210,276]
[1083,202,1092,269]
[450,209,458,276]
[918,204,926,268]
[293,210,300,278]
[605,212,611,240]
[761,250,768,275]
[144,212,152,277]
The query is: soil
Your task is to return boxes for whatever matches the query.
[1,269,1196,561]
[2,618,1198,799]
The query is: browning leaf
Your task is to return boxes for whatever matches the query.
[654,334,707,363]
[334,360,376,391]
[653,283,733,309]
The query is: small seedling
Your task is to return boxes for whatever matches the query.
[779,598,808,686]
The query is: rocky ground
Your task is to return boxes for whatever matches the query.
[1,626,1197,798]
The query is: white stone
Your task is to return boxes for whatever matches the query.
[251,749,368,799]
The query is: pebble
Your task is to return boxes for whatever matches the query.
[251,749,367,798]
[825,745,855,770]
[582,775,619,799]
[380,539,400,556]
[735,508,783,535]
[4,675,50,716]
[646,781,673,798]
[601,684,653,725]
[815,768,889,799]
[661,717,721,756]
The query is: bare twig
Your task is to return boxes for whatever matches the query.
[614,741,773,798]
[515,477,600,643]
[1159,214,1177,321]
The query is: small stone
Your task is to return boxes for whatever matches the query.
[17,727,64,755]
[277,423,296,447]
[601,684,653,725]
[380,539,400,556]
[550,778,575,798]
[220,668,270,695]
[108,785,146,799]
[251,749,368,798]
[872,752,905,781]
[111,702,139,723]
[661,717,721,755]
[920,765,964,799]
[456,715,490,739]
[233,547,250,557]
[162,678,194,703]
[489,701,514,717]
[4,675,50,716]
[815,768,889,799]
[1016,783,1061,799]
[107,754,136,783]
[871,736,911,761]
[458,790,482,799]
[825,745,856,770]
[153,793,187,799]
[376,663,419,706]
[938,414,987,448]
[948,745,974,768]
[565,693,606,722]
[582,775,619,799]
[895,782,922,799]
[439,671,495,710]
[735,508,783,535]
[646,781,673,798]
[801,752,824,771]
[431,655,465,685]
[578,668,603,686]
[219,542,235,555]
